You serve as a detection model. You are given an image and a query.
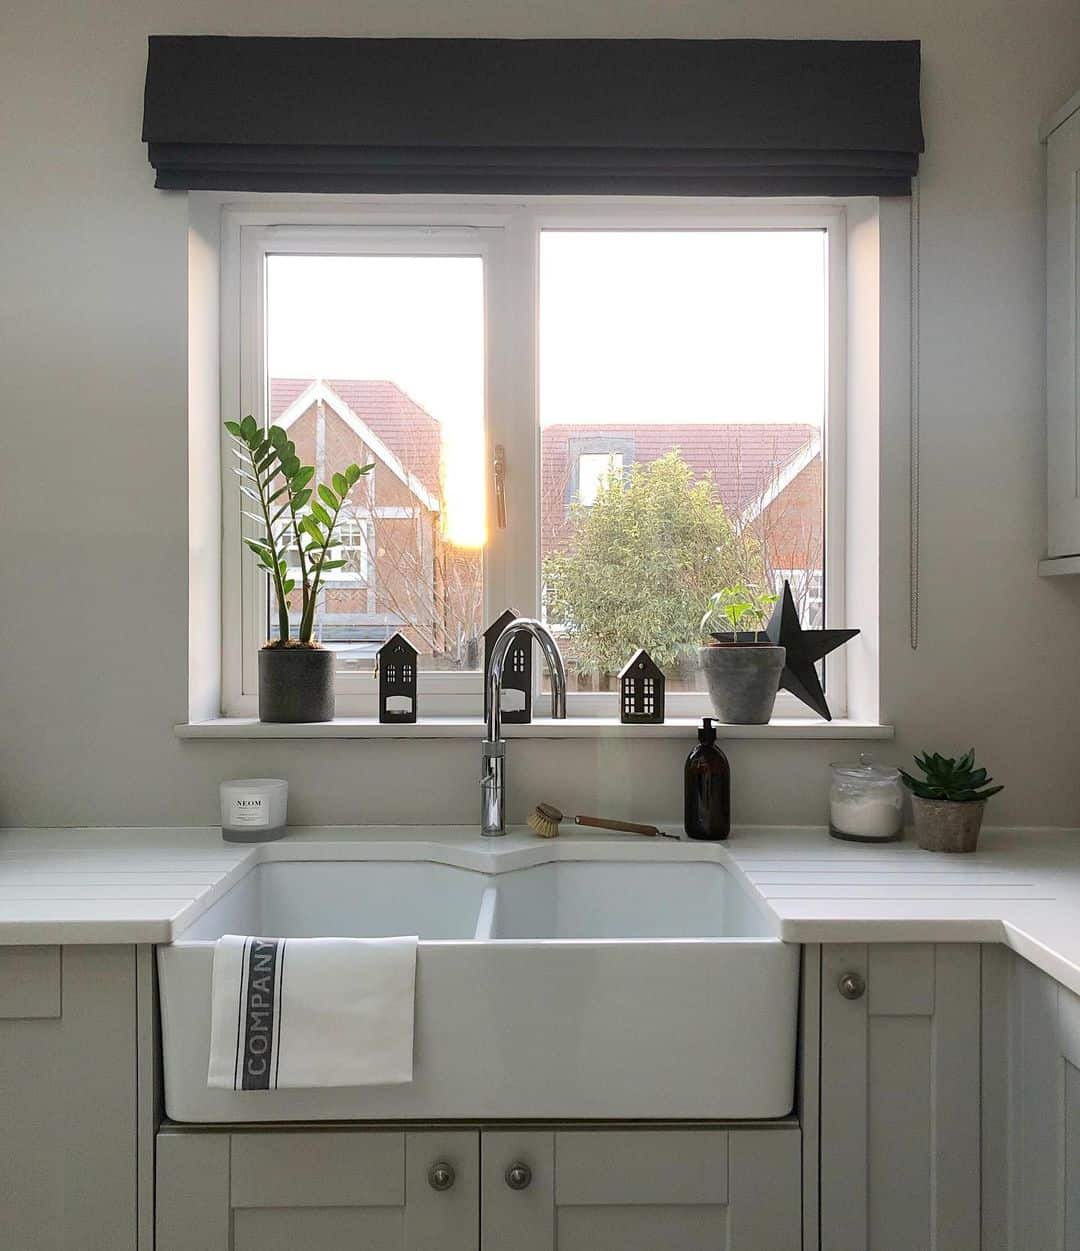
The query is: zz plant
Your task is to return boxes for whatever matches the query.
[899,749,1004,803]
[226,415,374,645]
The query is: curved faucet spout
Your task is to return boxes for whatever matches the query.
[486,618,567,744]
[481,618,567,835]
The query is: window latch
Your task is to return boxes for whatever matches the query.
[493,444,507,529]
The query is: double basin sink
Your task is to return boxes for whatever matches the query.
[158,841,798,1123]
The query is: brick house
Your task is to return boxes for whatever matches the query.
[270,377,482,665]
[268,378,824,662]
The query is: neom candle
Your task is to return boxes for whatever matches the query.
[220,778,288,844]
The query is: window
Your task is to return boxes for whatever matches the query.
[577,452,625,506]
[221,202,845,719]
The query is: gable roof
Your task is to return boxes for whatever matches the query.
[619,648,663,679]
[269,378,820,538]
[270,378,442,504]
[379,631,418,657]
[739,429,823,527]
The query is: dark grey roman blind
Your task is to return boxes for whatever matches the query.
[142,36,923,195]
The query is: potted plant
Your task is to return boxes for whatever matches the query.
[698,583,786,725]
[226,415,373,723]
[900,749,1004,853]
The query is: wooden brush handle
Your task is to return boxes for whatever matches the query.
[574,815,661,837]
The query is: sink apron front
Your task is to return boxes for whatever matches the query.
[158,937,798,1123]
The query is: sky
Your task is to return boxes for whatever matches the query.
[266,231,826,544]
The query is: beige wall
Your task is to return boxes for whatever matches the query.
[3,0,1080,829]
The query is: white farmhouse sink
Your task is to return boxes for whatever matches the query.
[158,847,798,1123]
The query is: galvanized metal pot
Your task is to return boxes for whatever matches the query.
[911,796,986,853]
[258,646,335,723]
[698,644,786,725]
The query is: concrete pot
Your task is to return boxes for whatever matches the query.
[258,646,335,723]
[698,644,786,725]
[911,796,986,853]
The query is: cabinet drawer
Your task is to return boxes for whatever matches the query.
[231,1131,404,1208]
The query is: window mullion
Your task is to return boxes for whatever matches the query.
[488,209,541,625]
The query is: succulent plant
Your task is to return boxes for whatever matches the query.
[899,749,1003,804]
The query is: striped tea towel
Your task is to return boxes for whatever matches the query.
[207,934,418,1090]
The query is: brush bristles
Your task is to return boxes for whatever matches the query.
[527,808,560,838]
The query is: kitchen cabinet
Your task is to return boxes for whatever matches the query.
[0,945,140,1251]
[157,1124,801,1251]
[157,1129,479,1251]
[1000,953,1080,1249]
[482,1127,800,1251]
[818,943,982,1251]
[1043,87,1080,565]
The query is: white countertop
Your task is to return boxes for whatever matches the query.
[1,823,1079,996]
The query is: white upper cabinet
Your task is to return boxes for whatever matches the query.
[1044,89,1080,566]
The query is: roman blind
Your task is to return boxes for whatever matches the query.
[142,36,923,195]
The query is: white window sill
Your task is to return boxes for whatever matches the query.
[175,716,893,741]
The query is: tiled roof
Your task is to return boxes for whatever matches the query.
[269,379,818,533]
[270,378,442,496]
[540,421,819,542]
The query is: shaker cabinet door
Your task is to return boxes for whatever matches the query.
[481,1126,800,1251]
[157,1129,478,1251]
[1006,954,1080,1251]
[819,943,982,1251]
[0,945,138,1251]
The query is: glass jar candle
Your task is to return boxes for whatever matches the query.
[829,755,904,843]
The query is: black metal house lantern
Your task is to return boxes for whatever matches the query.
[377,632,418,724]
[619,649,665,724]
[483,608,532,724]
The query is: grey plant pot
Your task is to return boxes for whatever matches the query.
[258,646,335,723]
[911,795,986,853]
[698,644,786,725]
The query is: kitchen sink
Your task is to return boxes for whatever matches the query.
[158,843,798,1123]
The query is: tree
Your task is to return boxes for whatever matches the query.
[543,451,764,676]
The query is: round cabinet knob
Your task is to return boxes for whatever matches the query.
[505,1162,533,1191]
[838,971,866,1000]
[428,1161,456,1192]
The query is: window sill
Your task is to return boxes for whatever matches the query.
[175,716,893,741]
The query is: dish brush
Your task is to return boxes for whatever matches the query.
[527,803,564,838]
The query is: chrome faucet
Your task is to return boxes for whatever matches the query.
[481,617,567,836]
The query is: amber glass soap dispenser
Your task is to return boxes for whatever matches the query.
[684,717,730,840]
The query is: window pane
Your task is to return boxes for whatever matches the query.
[265,253,485,674]
[577,452,624,506]
[540,230,825,695]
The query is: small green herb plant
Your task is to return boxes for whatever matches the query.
[701,582,779,640]
[899,749,1004,803]
[226,414,374,645]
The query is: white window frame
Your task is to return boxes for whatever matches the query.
[219,198,847,720]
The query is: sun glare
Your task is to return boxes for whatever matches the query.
[441,433,487,548]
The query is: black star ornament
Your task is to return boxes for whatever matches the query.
[765,581,859,721]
